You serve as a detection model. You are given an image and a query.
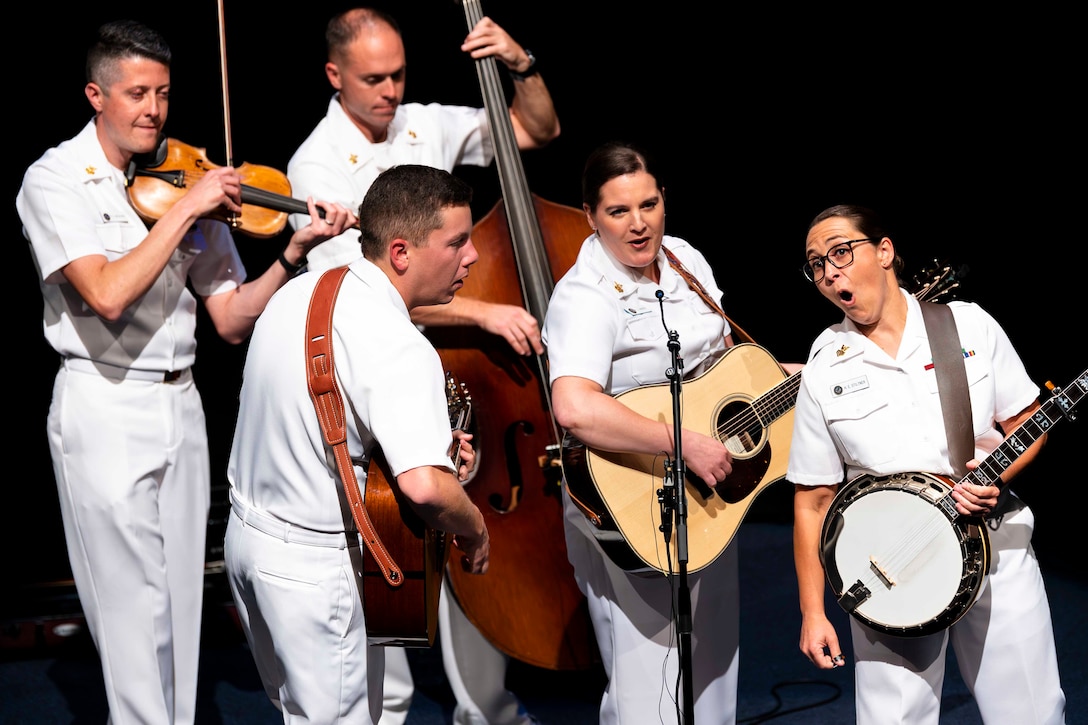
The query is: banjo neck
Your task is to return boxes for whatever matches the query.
[949,367,1086,518]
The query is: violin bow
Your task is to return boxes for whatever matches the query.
[215,0,240,228]
[217,0,234,167]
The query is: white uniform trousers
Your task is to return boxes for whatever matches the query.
[564,490,741,725]
[380,578,535,725]
[380,648,414,724]
[851,496,1066,724]
[48,365,209,725]
[225,503,386,723]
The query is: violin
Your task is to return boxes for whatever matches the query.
[125,136,342,239]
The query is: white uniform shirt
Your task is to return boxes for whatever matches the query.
[227,258,455,531]
[17,119,245,372]
[288,95,492,272]
[542,234,731,395]
[786,290,1039,487]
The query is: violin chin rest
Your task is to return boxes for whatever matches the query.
[150,135,169,166]
[132,134,170,170]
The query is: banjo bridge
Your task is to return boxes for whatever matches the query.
[869,556,896,588]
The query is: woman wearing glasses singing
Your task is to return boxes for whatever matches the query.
[788,204,1067,724]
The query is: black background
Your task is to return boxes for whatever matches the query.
[7,2,1083,591]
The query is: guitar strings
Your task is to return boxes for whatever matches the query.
[714,371,802,452]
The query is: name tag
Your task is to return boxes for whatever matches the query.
[832,375,869,396]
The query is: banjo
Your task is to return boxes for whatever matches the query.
[821,366,1087,637]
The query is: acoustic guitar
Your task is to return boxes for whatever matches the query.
[561,261,965,576]
[362,372,470,646]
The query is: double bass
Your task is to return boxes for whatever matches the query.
[429,0,596,671]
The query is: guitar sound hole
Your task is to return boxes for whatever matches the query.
[718,401,763,456]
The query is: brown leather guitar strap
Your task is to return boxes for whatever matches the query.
[305,267,403,587]
[919,301,973,478]
[662,245,756,344]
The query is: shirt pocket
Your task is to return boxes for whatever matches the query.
[94,209,144,259]
[923,360,994,438]
[623,311,664,344]
[825,391,896,468]
[94,219,131,258]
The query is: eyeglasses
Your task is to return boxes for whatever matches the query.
[801,238,878,283]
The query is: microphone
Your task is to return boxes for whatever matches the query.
[656,290,679,347]
[656,290,669,335]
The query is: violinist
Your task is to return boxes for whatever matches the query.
[15,20,356,725]
[286,8,560,725]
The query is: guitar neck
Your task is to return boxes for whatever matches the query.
[962,368,1087,490]
[752,370,803,427]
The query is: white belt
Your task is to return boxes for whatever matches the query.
[229,489,358,549]
[63,357,190,383]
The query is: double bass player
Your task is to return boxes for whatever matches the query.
[285,7,561,725]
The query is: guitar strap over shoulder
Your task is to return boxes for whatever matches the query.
[919,301,974,477]
[662,245,755,344]
[305,266,404,587]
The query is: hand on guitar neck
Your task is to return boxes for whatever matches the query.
[446,371,478,485]
[451,430,477,484]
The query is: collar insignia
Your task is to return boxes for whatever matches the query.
[614,282,624,293]
[408,129,417,139]
[836,345,849,357]
[348,154,358,165]
[85,166,96,175]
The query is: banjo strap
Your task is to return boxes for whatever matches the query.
[919,301,973,477]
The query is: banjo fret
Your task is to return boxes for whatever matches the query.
[937,495,959,520]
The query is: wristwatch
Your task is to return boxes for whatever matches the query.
[509,50,538,80]
[277,249,306,275]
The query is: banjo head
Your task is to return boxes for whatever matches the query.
[820,471,990,637]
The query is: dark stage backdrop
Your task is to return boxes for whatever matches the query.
[7,2,1083,597]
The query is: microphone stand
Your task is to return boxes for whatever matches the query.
[656,292,695,723]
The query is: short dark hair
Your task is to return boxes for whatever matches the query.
[809,204,905,279]
[357,165,473,259]
[581,140,663,212]
[326,7,401,63]
[86,20,171,88]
